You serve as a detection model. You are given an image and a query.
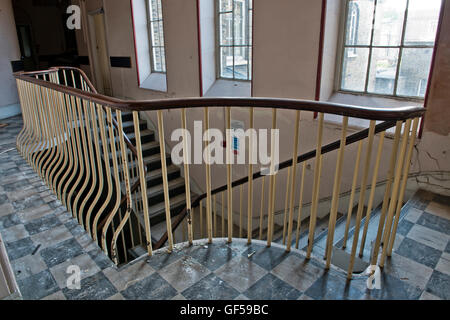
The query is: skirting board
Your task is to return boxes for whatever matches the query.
[0,103,21,121]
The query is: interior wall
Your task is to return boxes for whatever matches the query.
[252,0,322,100]
[411,0,450,196]
[68,0,450,226]
[199,0,216,95]
[0,0,21,120]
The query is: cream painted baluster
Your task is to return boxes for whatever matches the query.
[324,117,348,268]
[286,110,301,252]
[386,118,420,256]
[347,121,376,279]
[359,130,386,257]
[379,119,412,268]
[134,111,153,256]
[204,107,213,243]
[306,113,324,258]
[370,121,403,266]
[267,108,277,246]
[247,107,254,244]
[226,107,233,243]
[181,108,193,245]
[342,140,364,249]
[157,110,174,252]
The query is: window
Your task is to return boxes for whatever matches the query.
[146,0,166,73]
[339,0,441,99]
[217,0,253,81]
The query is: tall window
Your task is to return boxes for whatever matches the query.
[147,0,166,73]
[217,0,253,80]
[340,0,441,98]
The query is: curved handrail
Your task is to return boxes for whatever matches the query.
[15,67,426,252]
[15,68,425,121]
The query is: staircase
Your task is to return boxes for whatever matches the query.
[118,112,188,255]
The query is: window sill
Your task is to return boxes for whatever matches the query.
[140,73,167,93]
[204,79,251,97]
[323,91,424,134]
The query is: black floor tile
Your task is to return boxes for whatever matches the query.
[121,273,177,300]
[425,270,450,300]
[5,237,36,261]
[397,219,415,237]
[305,270,364,300]
[182,273,240,300]
[396,238,442,269]
[24,213,62,235]
[0,213,22,231]
[418,212,450,235]
[17,269,59,300]
[88,248,115,270]
[40,238,84,268]
[65,219,86,237]
[187,243,237,271]
[63,272,118,300]
[244,273,301,300]
[12,194,45,211]
[242,245,289,271]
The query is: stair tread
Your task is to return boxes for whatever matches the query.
[147,193,187,218]
[134,177,185,199]
[147,164,180,180]
[121,120,146,128]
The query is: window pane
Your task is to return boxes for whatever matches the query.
[404,0,441,45]
[220,0,232,12]
[220,13,233,46]
[248,47,252,81]
[372,0,407,46]
[397,48,433,97]
[159,21,165,45]
[367,48,399,95]
[161,47,166,73]
[345,0,375,46]
[341,47,370,91]
[148,0,166,73]
[220,47,233,78]
[234,0,249,45]
[149,0,160,21]
[234,46,249,80]
[151,21,161,46]
[152,47,162,72]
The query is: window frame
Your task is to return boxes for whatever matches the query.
[336,0,440,101]
[145,0,166,74]
[215,0,253,82]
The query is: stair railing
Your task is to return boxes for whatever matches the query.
[15,67,424,278]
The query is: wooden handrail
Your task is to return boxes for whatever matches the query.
[15,68,425,121]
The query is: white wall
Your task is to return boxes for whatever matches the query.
[199,0,216,95]
[68,0,450,229]
[0,0,21,120]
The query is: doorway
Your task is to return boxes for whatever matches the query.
[88,9,112,96]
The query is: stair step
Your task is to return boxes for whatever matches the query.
[146,165,181,187]
[121,120,147,134]
[147,193,187,219]
[136,177,186,204]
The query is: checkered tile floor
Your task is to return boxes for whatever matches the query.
[1,115,449,300]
